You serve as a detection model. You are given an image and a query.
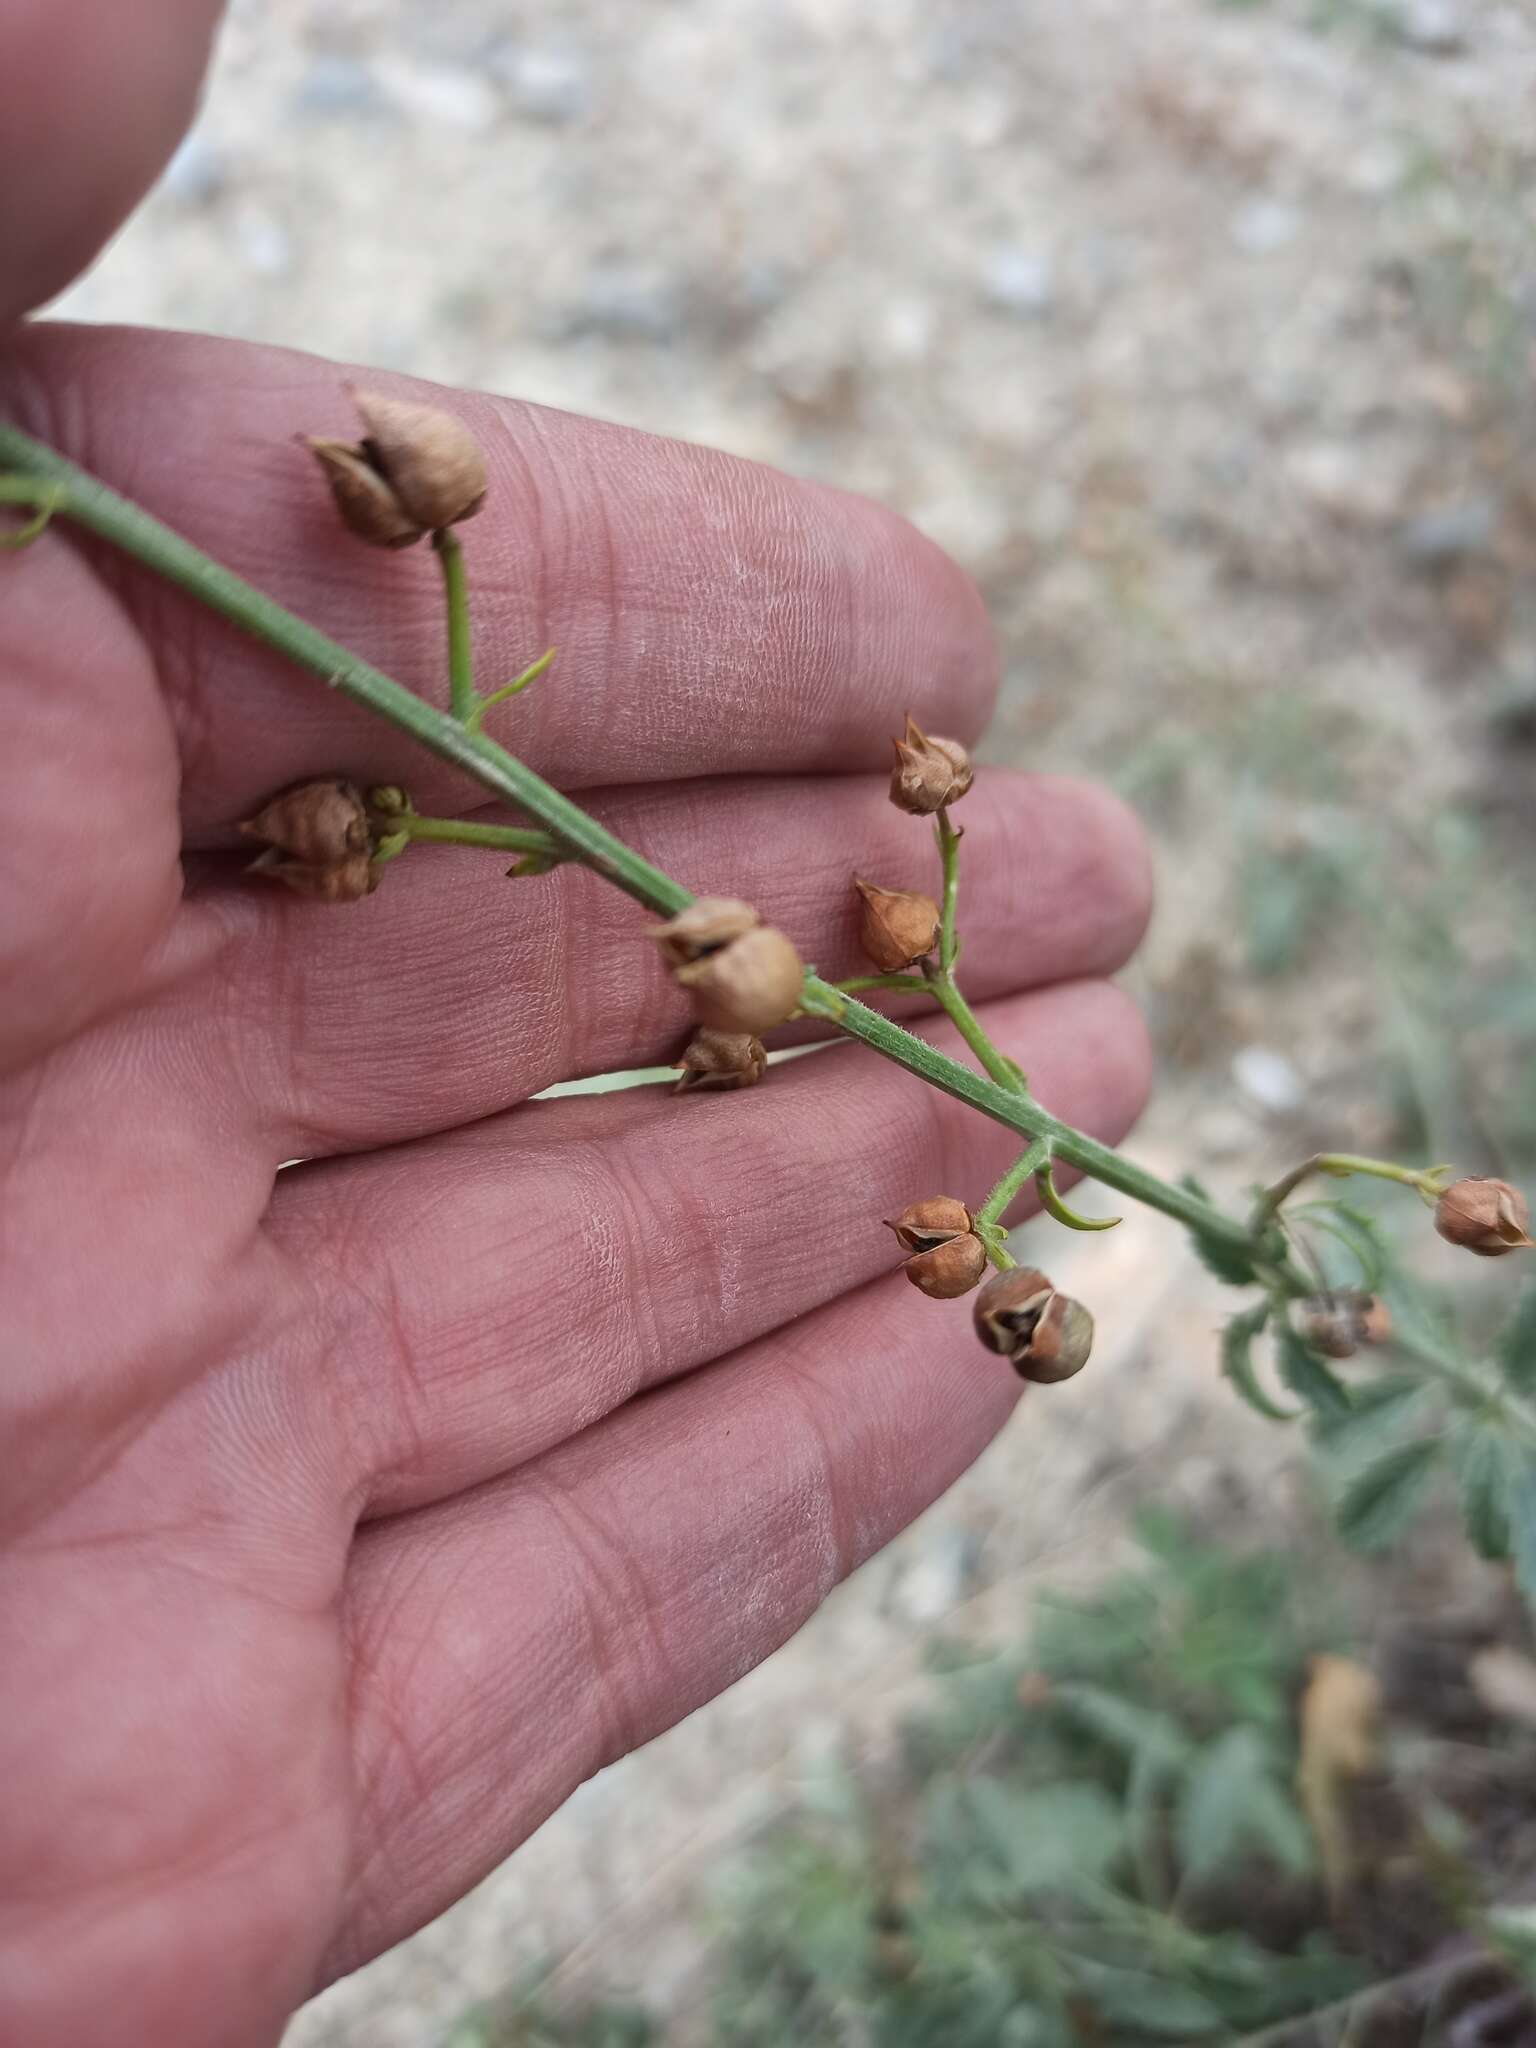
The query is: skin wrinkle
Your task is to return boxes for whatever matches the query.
[760,1352,852,1611]
[522,1465,683,1772]
[299,1172,445,1512]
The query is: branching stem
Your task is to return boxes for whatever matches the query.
[0,425,1270,1263]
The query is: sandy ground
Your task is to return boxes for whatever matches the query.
[45,0,1536,2035]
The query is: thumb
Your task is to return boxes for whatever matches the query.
[0,0,224,324]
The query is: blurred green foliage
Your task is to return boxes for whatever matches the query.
[489,1518,1373,2045]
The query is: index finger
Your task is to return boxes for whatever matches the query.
[1,325,999,835]
[0,1,223,324]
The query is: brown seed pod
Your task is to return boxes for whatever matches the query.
[249,850,379,902]
[904,1232,988,1298]
[886,1197,974,1252]
[1357,1295,1393,1347]
[1434,1177,1534,1258]
[1293,1295,1363,1360]
[304,439,424,548]
[350,390,487,531]
[649,897,760,968]
[1293,1290,1395,1360]
[674,1029,769,1094]
[305,389,487,546]
[973,1266,1094,1383]
[239,779,372,865]
[675,925,804,1034]
[854,878,941,972]
[889,714,974,816]
[884,1197,987,1298]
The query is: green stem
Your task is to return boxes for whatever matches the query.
[398,816,559,856]
[936,805,961,976]
[796,981,1250,1250]
[924,966,1023,1093]
[0,430,1255,1258]
[1251,1152,1451,1237]
[0,440,690,913]
[433,528,476,723]
[828,974,929,996]
[976,1138,1052,1234]
[468,646,556,730]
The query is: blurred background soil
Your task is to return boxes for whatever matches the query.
[49,0,1536,2037]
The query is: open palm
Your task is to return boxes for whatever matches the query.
[0,13,1153,2046]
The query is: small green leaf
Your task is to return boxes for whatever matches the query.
[1335,1438,1441,1552]
[1497,1277,1536,1393]
[1177,1729,1314,1885]
[1452,1424,1518,1559]
[963,1779,1124,1894]
[1176,1728,1261,1883]
[1067,1960,1226,2037]
[1051,1682,1192,1771]
[1378,1267,1465,1370]
[1035,1160,1121,1232]
[1221,1304,1297,1422]
[1312,1377,1431,1463]
[1275,1328,1353,1422]
[1291,1201,1388,1293]
[1182,1175,1262,1287]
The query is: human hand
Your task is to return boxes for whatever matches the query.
[0,11,1152,2044]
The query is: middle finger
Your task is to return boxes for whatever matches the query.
[192,768,1151,1163]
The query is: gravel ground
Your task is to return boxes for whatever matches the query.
[46,0,1536,2036]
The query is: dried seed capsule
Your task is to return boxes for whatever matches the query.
[249,850,379,902]
[889,714,974,816]
[674,1028,769,1094]
[973,1266,1094,1383]
[675,925,804,1034]
[885,1197,987,1297]
[1293,1290,1395,1358]
[239,779,371,865]
[1434,1177,1534,1257]
[1357,1295,1393,1347]
[854,878,941,972]
[351,390,487,531]
[1293,1294,1366,1360]
[649,897,760,968]
[305,439,424,548]
[305,389,487,546]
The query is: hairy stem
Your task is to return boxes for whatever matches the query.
[0,429,1255,1257]
[827,974,929,996]
[923,965,1024,1093]
[972,1137,1053,1267]
[976,1138,1052,1234]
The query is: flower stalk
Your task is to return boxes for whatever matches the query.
[0,423,1399,1273]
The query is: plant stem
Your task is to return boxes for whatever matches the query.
[976,1138,1052,1234]
[0,439,690,913]
[1251,1152,1450,1236]
[923,965,1023,1093]
[936,805,961,976]
[828,974,929,997]
[397,816,559,857]
[0,428,1256,1258]
[433,528,475,723]
[796,981,1249,1249]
